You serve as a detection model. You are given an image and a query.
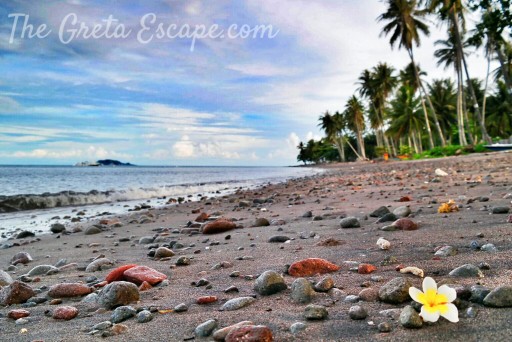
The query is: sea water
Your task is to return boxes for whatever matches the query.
[0,165,320,235]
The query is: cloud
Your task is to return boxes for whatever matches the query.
[0,95,21,113]
[173,135,195,158]
[227,63,298,77]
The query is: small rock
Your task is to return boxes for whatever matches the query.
[8,309,30,320]
[483,286,512,307]
[291,278,314,303]
[393,206,411,218]
[85,258,113,272]
[304,304,328,320]
[225,325,273,342]
[154,247,175,259]
[400,305,422,329]
[392,218,418,231]
[268,235,290,243]
[348,305,367,320]
[288,258,340,277]
[123,265,167,285]
[378,322,392,333]
[53,306,78,320]
[253,270,287,295]
[105,264,138,283]
[27,265,59,277]
[492,206,510,214]
[480,243,497,253]
[290,322,306,334]
[202,218,236,234]
[16,231,35,239]
[176,256,191,266]
[50,223,66,234]
[344,295,360,303]
[435,246,457,257]
[174,303,188,312]
[212,321,253,341]
[340,217,360,228]
[435,168,449,177]
[0,270,13,286]
[370,206,390,218]
[378,277,412,304]
[376,237,390,250]
[97,281,140,309]
[84,226,102,235]
[111,306,136,323]
[48,283,93,298]
[358,288,379,302]
[0,281,35,306]
[92,321,113,331]
[220,297,256,311]
[253,218,270,227]
[10,252,33,265]
[449,264,484,278]
[313,277,334,292]
[358,264,377,274]
[376,213,398,223]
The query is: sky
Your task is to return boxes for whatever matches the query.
[0,0,497,166]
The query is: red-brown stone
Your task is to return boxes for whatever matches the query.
[0,281,35,306]
[48,283,93,298]
[52,306,79,320]
[123,266,167,285]
[393,218,418,231]
[8,309,30,320]
[195,212,210,222]
[399,196,412,202]
[202,218,236,234]
[105,264,137,283]
[358,264,377,274]
[139,281,152,291]
[196,296,218,304]
[288,258,340,277]
[225,325,273,342]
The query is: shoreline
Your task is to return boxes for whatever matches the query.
[0,152,511,341]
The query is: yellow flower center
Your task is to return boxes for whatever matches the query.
[417,289,449,314]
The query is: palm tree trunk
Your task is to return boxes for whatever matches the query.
[408,49,440,148]
[482,50,491,126]
[457,66,468,146]
[450,9,492,144]
[496,44,512,92]
[345,137,362,160]
[335,136,346,162]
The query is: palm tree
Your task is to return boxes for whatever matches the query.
[318,111,346,162]
[378,0,445,148]
[493,41,512,89]
[486,81,512,138]
[435,28,473,144]
[428,79,457,143]
[388,85,426,153]
[343,95,367,160]
[424,0,492,143]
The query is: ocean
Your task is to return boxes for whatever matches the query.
[0,165,321,235]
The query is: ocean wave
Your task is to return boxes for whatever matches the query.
[0,182,247,213]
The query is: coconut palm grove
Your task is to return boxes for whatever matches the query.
[297,0,512,165]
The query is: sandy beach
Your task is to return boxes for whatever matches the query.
[1,151,512,341]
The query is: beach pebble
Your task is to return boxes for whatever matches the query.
[194,212,210,222]
[154,247,175,259]
[435,245,457,257]
[84,226,102,235]
[220,297,256,311]
[253,218,270,227]
[378,277,412,304]
[328,288,345,301]
[344,295,360,303]
[291,278,314,303]
[0,281,35,306]
[358,288,379,302]
[449,264,484,278]
[176,256,191,266]
[253,270,287,295]
[225,325,273,342]
[470,285,491,305]
[380,224,399,231]
[370,206,390,217]
[50,223,66,234]
[491,206,510,214]
[435,168,449,176]
[15,318,30,325]
[123,265,167,285]
[136,310,153,323]
[376,213,398,223]
[8,309,30,320]
[174,303,188,312]
[349,305,367,320]
[111,306,136,323]
[340,217,361,228]
[480,243,497,253]
[507,214,512,223]
[358,264,377,274]
[139,236,155,244]
[52,306,78,320]
[27,265,59,277]
[392,218,418,231]
[400,305,422,329]
[376,237,390,250]
[290,322,307,334]
[288,258,340,277]
[97,281,140,309]
[197,296,218,304]
[378,322,392,333]
[16,231,35,239]
[195,319,218,337]
[85,258,113,272]
[202,218,236,234]
[81,293,98,303]
[105,264,137,283]
[10,252,33,265]
[483,286,512,307]
[304,304,328,320]
[0,270,13,286]
[48,283,93,298]
[314,276,334,292]
[213,321,253,341]
[268,235,290,243]
[92,321,113,331]
[393,206,411,218]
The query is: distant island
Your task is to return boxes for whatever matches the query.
[74,159,135,167]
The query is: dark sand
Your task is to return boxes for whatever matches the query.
[1,151,511,341]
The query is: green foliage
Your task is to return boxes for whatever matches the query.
[399,145,413,155]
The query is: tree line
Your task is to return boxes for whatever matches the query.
[297,0,511,164]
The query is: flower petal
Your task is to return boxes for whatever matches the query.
[437,285,457,303]
[440,303,459,323]
[409,287,424,304]
[422,277,437,293]
[420,305,440,322]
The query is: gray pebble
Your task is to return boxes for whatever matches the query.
[290,322,306,334]
[195,319,217,337]
[399,305,422,329]
[348,305,367,320]
[136,310,153,323]
[304,304,328,320]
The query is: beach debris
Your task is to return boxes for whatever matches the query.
[225,325,273,342]
[52,306,79,320]
[358,264,377,274]
[288,258,340,277]
[438,200,459,213]
[254,270,287,295]
[97,281,140,309]
[409,277,458,323]
[399,266,424,278]
[201,218,236,234]
[48,283,93,298]
[435,168,449,177]
[376,237,391,250]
